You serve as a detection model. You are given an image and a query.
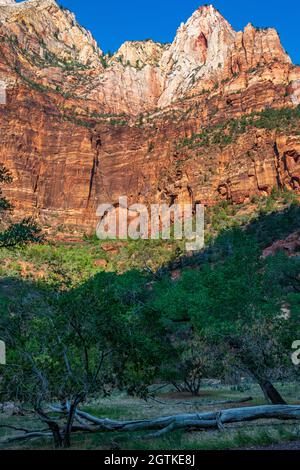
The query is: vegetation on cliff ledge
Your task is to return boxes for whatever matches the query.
[177,106,300,150]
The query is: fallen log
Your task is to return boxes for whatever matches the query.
[63,404,300,432]
[2,404,300,445]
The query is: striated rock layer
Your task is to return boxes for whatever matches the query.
[0,1,300,235]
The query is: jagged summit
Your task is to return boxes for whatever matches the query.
[111,40,169,68]
[158,3,236,106]
[0,1,297,113]
[0,0,103,68]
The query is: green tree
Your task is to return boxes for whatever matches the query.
[152,229,297,404]
[0,164,43,248]
[160,332,221,396]
[0,271,168,447]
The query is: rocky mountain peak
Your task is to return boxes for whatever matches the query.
[0,0,104,68]
[0,2,296,113]
[111,40,169,68]
[158,4,294,107]
[158,4,236,106]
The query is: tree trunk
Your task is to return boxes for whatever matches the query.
[258,379,287,405]
[36,408,63,448]
[62,395,83,448]
[42,421,63,448]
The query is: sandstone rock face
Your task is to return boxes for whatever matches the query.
[231,23,291,72]
[263,233,300,258]
[112,40,169,68]
[90,63,164,115]
[158,5,236,107]
[0,0,104,70]
[0,1,300,235]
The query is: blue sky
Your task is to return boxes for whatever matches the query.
[45,1,300,63]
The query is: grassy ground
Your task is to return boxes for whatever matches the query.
[0,383,299,450]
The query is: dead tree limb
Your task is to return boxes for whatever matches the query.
[2,404,300,445]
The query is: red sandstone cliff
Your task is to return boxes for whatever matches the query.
[0,1,299,234]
